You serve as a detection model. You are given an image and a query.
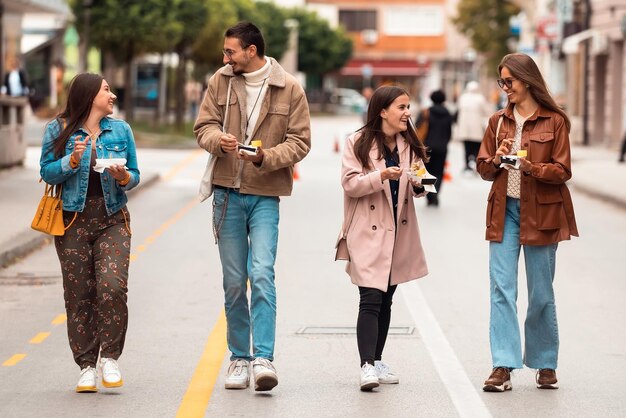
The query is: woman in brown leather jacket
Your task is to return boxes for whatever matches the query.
[476,53,578,393]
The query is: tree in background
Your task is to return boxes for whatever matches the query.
[288,8,352,90]
[172,0,209,130]
[453,0,520,76]
[70,0,183,122]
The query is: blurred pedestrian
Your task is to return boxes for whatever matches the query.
[1,56,29,97]
[361,86,373,124]
[338,85,429,391]
[185,79,203,121]
[416,89,454,206]
[195,21,311,392]
[39,73,140,393]
[476,53,578,392]
[619,134,626,163]
[457,81,492,172]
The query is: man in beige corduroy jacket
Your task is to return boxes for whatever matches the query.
[194,21,311,393]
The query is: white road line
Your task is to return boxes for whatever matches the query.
[402,281,492,418]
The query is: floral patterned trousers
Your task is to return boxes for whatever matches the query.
[54,196,131,369]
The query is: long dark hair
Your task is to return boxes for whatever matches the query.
[50,73,104,157]
[498,53,571,132]
[354,85,428,170]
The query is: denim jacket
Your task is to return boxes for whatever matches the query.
[40,117,140,215]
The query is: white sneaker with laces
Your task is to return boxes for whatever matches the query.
[100,357,123,388]
[225,359,250,389]
[252,358,278,391]
[375,360,399,384]
[76,366,98,393]
[360,363,379,391]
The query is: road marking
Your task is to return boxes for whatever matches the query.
[162,148,205,182]
[3,354,27,366]
[129,198,198,262]
[176,310,227,418]
[401,281,492,418]
[29,332,51,344]
[51,314,66,325]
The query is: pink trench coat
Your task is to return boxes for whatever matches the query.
[339,132,429,292]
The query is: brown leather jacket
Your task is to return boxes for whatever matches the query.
[476,105,579,245]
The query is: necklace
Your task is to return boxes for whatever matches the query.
[244,77,268,141]
[85,126,101,140]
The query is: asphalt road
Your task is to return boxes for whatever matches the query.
[1,115,625,418]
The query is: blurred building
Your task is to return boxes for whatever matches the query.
[562,0,626,148]
[1,0,70,109]
[305,0,473,105]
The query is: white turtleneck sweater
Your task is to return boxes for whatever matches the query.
[242,57,271,143]
[233,57,271,188]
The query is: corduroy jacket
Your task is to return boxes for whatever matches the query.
[194,58,311,197]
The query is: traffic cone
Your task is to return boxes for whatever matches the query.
[443,161,453,182]
[333,135,340,153]
[293,163,300,180]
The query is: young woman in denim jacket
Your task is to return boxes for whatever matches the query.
[39,73,139,393]
[477,54,578,392]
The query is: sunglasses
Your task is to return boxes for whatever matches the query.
[497,78,517,89]
[222,45,250,58]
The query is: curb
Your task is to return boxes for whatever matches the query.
[0,172,161,269]
[569,181,626,212]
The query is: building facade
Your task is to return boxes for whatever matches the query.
[306,0,473,104]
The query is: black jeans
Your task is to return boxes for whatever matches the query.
[357,284,397,366]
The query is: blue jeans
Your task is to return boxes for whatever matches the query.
[213,188,279,361]
[489,197,559,370]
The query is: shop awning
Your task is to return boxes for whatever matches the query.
[340,58,430,77]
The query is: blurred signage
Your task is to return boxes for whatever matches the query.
[536,14,559,42]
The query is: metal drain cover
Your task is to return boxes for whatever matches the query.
[296,326,414,335]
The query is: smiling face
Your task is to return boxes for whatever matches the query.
[380,93,411,137]
[92,79,116,116]
[499,66,530,105]
[222,37,253,75]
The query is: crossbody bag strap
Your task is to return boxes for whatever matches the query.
[222,77,233,133]
[342,197,359,239]
[495,115,504,148]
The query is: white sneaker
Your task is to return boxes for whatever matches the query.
[76,366,98,393]
[225,359,250,389]
[252,358,278,391]
[99,357,123,388]
[360,363,379,391]
[375,360,399,384]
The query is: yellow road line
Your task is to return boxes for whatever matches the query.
[3,354,27,366]
[176,310,227,418]
[162,148,205,182]
[29,332,51,344]
[51,314,66,325]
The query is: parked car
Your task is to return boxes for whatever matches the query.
[330,88,367,114]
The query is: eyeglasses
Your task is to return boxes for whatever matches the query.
[222,45,250,58]
[497,78,517,89]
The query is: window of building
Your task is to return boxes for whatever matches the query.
[339,10,377,32]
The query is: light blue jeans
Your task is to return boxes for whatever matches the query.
[213,188,279,361]
[489,197,559,370]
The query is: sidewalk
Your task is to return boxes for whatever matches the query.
[569,144,626,209]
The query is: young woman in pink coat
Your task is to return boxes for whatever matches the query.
[339,86,430,391]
